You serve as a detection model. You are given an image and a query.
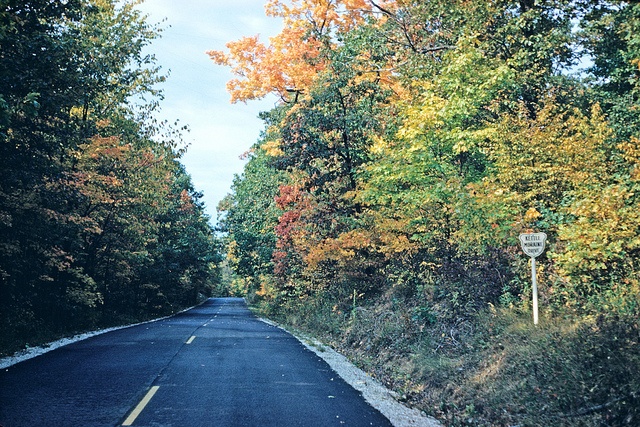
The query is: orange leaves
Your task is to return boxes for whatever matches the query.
[304,229,372,268]
[64,137,128,204]
[371,216,420,256]
[208,0,395,102]
[61,135,169,214]
[179,189,196,213]
[44,246,75,272]
[85,136,129,161]
[208,23,325,102]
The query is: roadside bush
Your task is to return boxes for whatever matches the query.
[412,308,640,427]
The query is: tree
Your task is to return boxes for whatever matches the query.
[207,0,396,103]
[0,0,220,351]
[217,138,287,301]
[578,1,640,141]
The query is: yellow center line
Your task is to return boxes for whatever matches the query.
[186,335,196,344]
[122,385,159,426]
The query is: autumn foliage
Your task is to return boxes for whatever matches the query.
[216,0,640,425]
[0,0,221,354]
[207,0,394,103]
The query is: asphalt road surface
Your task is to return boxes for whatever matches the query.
[0,298,393,427]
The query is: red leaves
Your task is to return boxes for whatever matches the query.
[274,184,302,209]
[274,209,302,239]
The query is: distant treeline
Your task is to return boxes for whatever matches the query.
[0,0,221,353]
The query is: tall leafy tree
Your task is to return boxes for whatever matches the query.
[0,0,220,351]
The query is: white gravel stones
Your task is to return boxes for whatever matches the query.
[260,318,442,427]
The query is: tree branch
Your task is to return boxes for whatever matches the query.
[559,392,637,418]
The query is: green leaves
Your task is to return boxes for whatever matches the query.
[217,0,640,322]
[0,0,220,352]
[218,142,287,299]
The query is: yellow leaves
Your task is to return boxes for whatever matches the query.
[488,100,612,213]
[369,134,390,156]
[545,131,640,294]
[96,118,111,129]
[453,126,497,154]
[398,84,447,140]
[262,139,285,157]
[557,199,636,272]
[523,207,541,223]
[618,137,640,181]
[226,240,239,264]
[304,229,371,268]
[256,279,277,299]
[393,45,511,155]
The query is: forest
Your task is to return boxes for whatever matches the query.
[213,1,640,426]
[0,0,221,355]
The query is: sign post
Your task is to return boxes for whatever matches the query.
[518,232,547,325]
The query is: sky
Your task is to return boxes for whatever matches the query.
[133,0,281,221]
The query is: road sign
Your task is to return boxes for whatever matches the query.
[519,232,547,258]
[519,232,547,326]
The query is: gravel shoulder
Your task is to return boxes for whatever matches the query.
[0,324,133,370]
[259,317,442,427]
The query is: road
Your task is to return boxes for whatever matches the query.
[0,298,393,427]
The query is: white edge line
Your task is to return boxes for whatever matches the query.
[0,299,210,369]
[257,317,442,427]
